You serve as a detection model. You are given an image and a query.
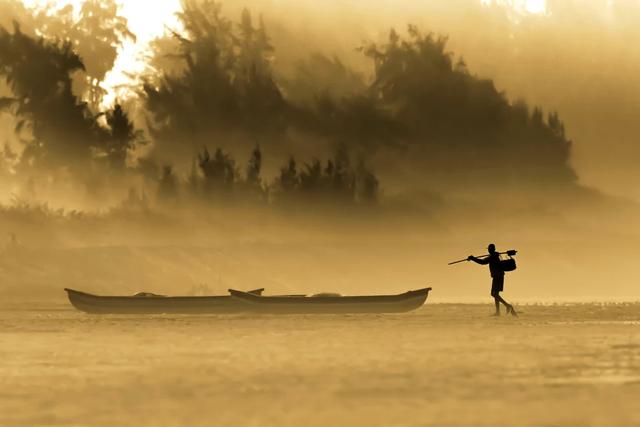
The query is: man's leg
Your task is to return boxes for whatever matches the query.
[491,291,501,315]
[491,276,503,315]
[495,293,510,307]
[495,293,517,316]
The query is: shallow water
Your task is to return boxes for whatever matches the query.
[1,303,639,426]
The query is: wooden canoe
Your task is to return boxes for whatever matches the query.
[64,288,265,314]
[228,287,431,314]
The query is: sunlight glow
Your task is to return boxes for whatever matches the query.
[481,0,547,15]
[22,0,182,107]
[24,0,548,106]
[100,1,182,107]
[525,0,546,14]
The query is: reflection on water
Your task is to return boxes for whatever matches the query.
[1,303,639,426]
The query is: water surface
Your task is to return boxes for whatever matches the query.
[1,303,639,426]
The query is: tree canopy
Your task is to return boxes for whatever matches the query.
[0,0,578,209]
[142,2,575,188]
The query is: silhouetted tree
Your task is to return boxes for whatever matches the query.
[142,6,576,190]
[330,144,354,198]
[1,0,580,203]
[360,25,576,184]
[142,1,286,164]
[237,8,273,77]
[0,24,98,170]
[277,156,298,192]
[356,159,379,203]
[299,159,324,193]
[198,147,236,194]
[547,111,565,138]
[271,146,370,206]
[235,8,284,133]
[246,144,262,187]
[531,107,544,128]
[103,103,145,169]
[0,0,134,110]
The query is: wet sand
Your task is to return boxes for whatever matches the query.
[1,303,639,426]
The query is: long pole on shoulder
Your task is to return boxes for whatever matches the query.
[448,250,517,266]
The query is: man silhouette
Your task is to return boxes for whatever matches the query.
[468,244,517,316]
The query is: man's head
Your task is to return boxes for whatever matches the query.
[487,243,496,254]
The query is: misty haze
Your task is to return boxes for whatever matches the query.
[0,1,639,426]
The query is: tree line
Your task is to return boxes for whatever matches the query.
[0,0,578,210]
[157,144,379,205]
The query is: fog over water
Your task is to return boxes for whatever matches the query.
[0,0,638,303]
[1,3,640,427]
[2,304,639,426]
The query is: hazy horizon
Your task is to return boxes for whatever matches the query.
[0,0,638,303]
[2,4,639,426]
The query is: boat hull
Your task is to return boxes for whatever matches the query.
[64,288,263,314]
[228,288,431,314]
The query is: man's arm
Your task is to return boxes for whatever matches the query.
[468,256,489,265]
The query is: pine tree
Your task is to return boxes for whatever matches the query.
[198,147,236,193]
[246,144,262,186]
[278,156,298,192]
[104,103,144,169]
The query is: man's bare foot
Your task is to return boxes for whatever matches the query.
[492,312,501,317]
[508,305,518,317]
